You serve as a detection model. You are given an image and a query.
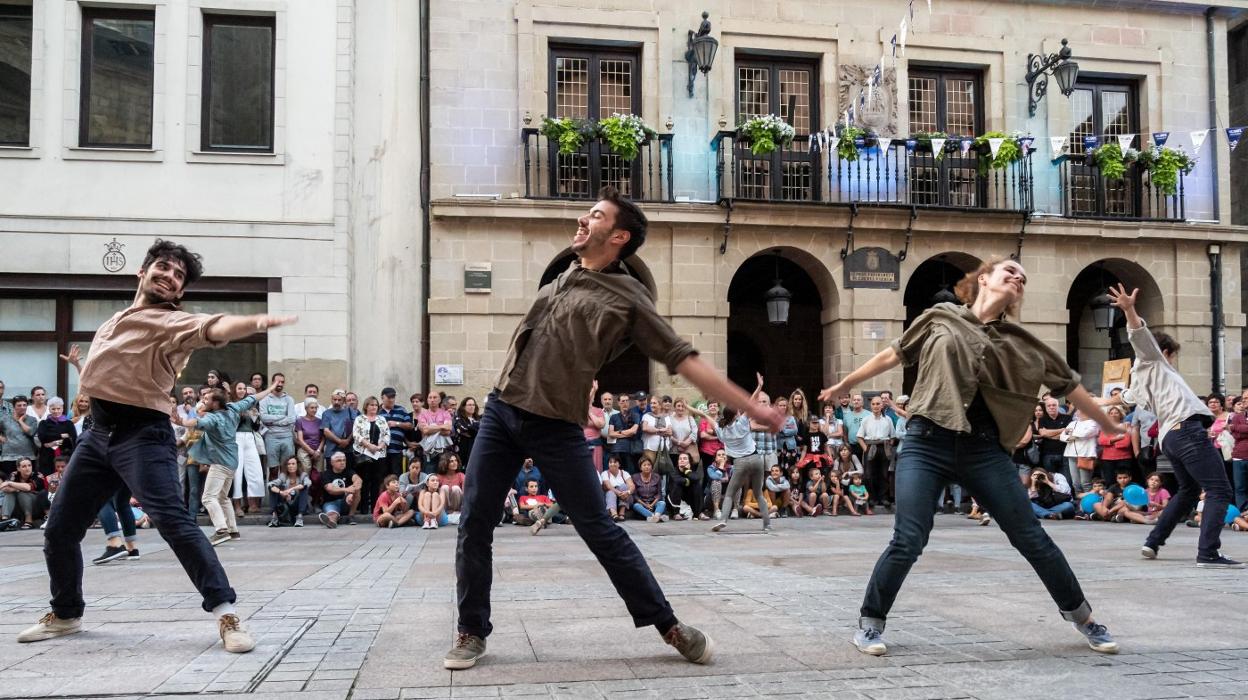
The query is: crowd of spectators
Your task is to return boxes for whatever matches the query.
[2,372,1247,534]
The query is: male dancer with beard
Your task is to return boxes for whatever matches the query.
[18,240,296,653]
[445,187,786,670]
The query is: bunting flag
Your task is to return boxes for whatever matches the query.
[1083,135,1100,150]
[1116,134,1135,152]
[827,136,840,156]
[930,137,946,158]
[1019,136,1036,152]
[905,138,917,153]
[987,137,1004,159]
[1050,135,1067,156]
[1152,131,1169,147]
[877,137,894,156]
[890,33,898,59]
[959,138,973,156]
[1190,129,1208,155]
[899,17,908,55]
[1229,127,1243,152]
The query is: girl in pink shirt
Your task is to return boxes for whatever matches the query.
[1145,472,1171,517]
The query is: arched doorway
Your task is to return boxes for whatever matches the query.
[726,250,827,403]
[901,252,982,393]
[539,251,654,399]
[1066,259,1163,394]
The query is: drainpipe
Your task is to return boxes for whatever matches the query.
[1206,7,1221,223]
[419,0,432,395]
[1209,243,1225,395]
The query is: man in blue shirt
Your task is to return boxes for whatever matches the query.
[186,382,276,546]
[379,387,413,477]
[320,390,358,466]
[842,395,870,460]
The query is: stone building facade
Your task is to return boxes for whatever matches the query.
[429,0,1248,404]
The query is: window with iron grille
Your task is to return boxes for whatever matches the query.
[548,45,640,198]
[1067,80,1138,217]
[907,67,982,208]
[0,3,32,146]
[734,57,818,201]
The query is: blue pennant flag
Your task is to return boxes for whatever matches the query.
[890,34,898,58]
[905,139,917,153]
[1227,127,1243,152]
[1083,135,1100,150]
[1152,131,1169,147]
[1018,136,1035,152]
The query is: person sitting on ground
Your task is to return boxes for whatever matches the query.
[1144,472,1170,522]
[705,449,731,520]
[763,464,790,517]
[848,472,871,515]
[630,456,667,522]
[510,478,562,533]
[785,464,805,517]
[796,464,832,517]
[834,444,864,485]
[1,458,45,528]
[418,473,447,529]
[374,474,416,529]
[436,452,465,520]
[1188,490,1248,531]
[1076,477,1115,521]
[600,455,633,521]
[398,460,426,510]
[130,497,151,529]
[1104,469,1152,524]
[740,487,773,520]
[267,456,310,527]
[827,465,856,516]
[319,452,362,528]
[1029,467,1075,520]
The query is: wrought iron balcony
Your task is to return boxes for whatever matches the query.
[711,131,1034,214]
[520,128,674,202]
[1056,155,1185,221]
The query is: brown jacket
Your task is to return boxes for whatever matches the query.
[497,260,696,424]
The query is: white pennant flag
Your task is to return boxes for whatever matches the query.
[877,137,893,157]
[1116,134,1135,152]
[899,17,908,55]
[827,136,840,158]
[1050,135,1067,156]
[1190,129,1208,155]
[987,137,1004,159]
[819,131,828,151]
[930,138,946,158]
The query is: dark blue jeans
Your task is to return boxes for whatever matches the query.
[44,421,235,619]
[456,394,675,638]
[1146,418,1233,559]
[860,416,1091,627]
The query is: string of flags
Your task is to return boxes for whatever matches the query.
[1047,127,1243,158]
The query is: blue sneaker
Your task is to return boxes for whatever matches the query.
[852,626,887,656]
[1196,554,1245,569]
[1075,620,1119,654]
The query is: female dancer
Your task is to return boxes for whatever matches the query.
[819,257,1121,656]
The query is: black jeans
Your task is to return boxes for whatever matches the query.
[456,394,676,638]
[45,421,235,618]
[860,416,1091,627]
[357,456,385,513]
[1146,417,1233,559]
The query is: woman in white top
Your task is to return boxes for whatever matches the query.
[599,454,633,521]
[639,397,671,467]
[353,396,391,517]
[1060,409,1100,495]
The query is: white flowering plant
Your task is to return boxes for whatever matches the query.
[737,114,796,156]
[598,114,658,161]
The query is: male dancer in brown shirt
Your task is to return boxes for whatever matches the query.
[18,240,295,653]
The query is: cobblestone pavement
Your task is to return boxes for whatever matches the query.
[3,510,1248,699]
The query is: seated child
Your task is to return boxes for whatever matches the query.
[847,473,872,516]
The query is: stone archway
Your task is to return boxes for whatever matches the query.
[1066,258,1165,393]
[539,251,654,399]
[900,252,982,393]
[726,248,835,402]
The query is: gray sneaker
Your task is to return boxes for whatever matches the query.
[1141,545,1157,559]
[443,633,486,670]
[1075,620,1119,654]
[853,626,887,656]
[662,622,713,664]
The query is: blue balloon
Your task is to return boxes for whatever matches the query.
[1225,505,1242,525]
[1123,484,1149,507]
[1080,493,1103,515]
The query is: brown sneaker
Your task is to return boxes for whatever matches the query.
[17,612,82,643]
[218,614,255,653]
[443,632,486,669]
[662,622,714,664]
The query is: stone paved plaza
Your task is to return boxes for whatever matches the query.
[3,512,1248,699]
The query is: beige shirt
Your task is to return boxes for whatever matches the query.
[892,303,1080,453]
[79,303,225,415]
[1120,321,1212,449]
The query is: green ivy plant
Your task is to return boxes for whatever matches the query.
[1140,146,1195,196]
[972,131,1024,176]
[597,114,657,161]
[837,124,867,162]
[540,117,594,156]
[1089,142,1131,181]
[737,114,796,156]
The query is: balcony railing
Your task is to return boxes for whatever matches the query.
[711,131,1034,214]
[521,128,674,202]
[1056,156,1185,221]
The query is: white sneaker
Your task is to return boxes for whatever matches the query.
[18,613,82,643]
[714,510,722,519]
[421,521,431,529]
[430,520,439,529]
